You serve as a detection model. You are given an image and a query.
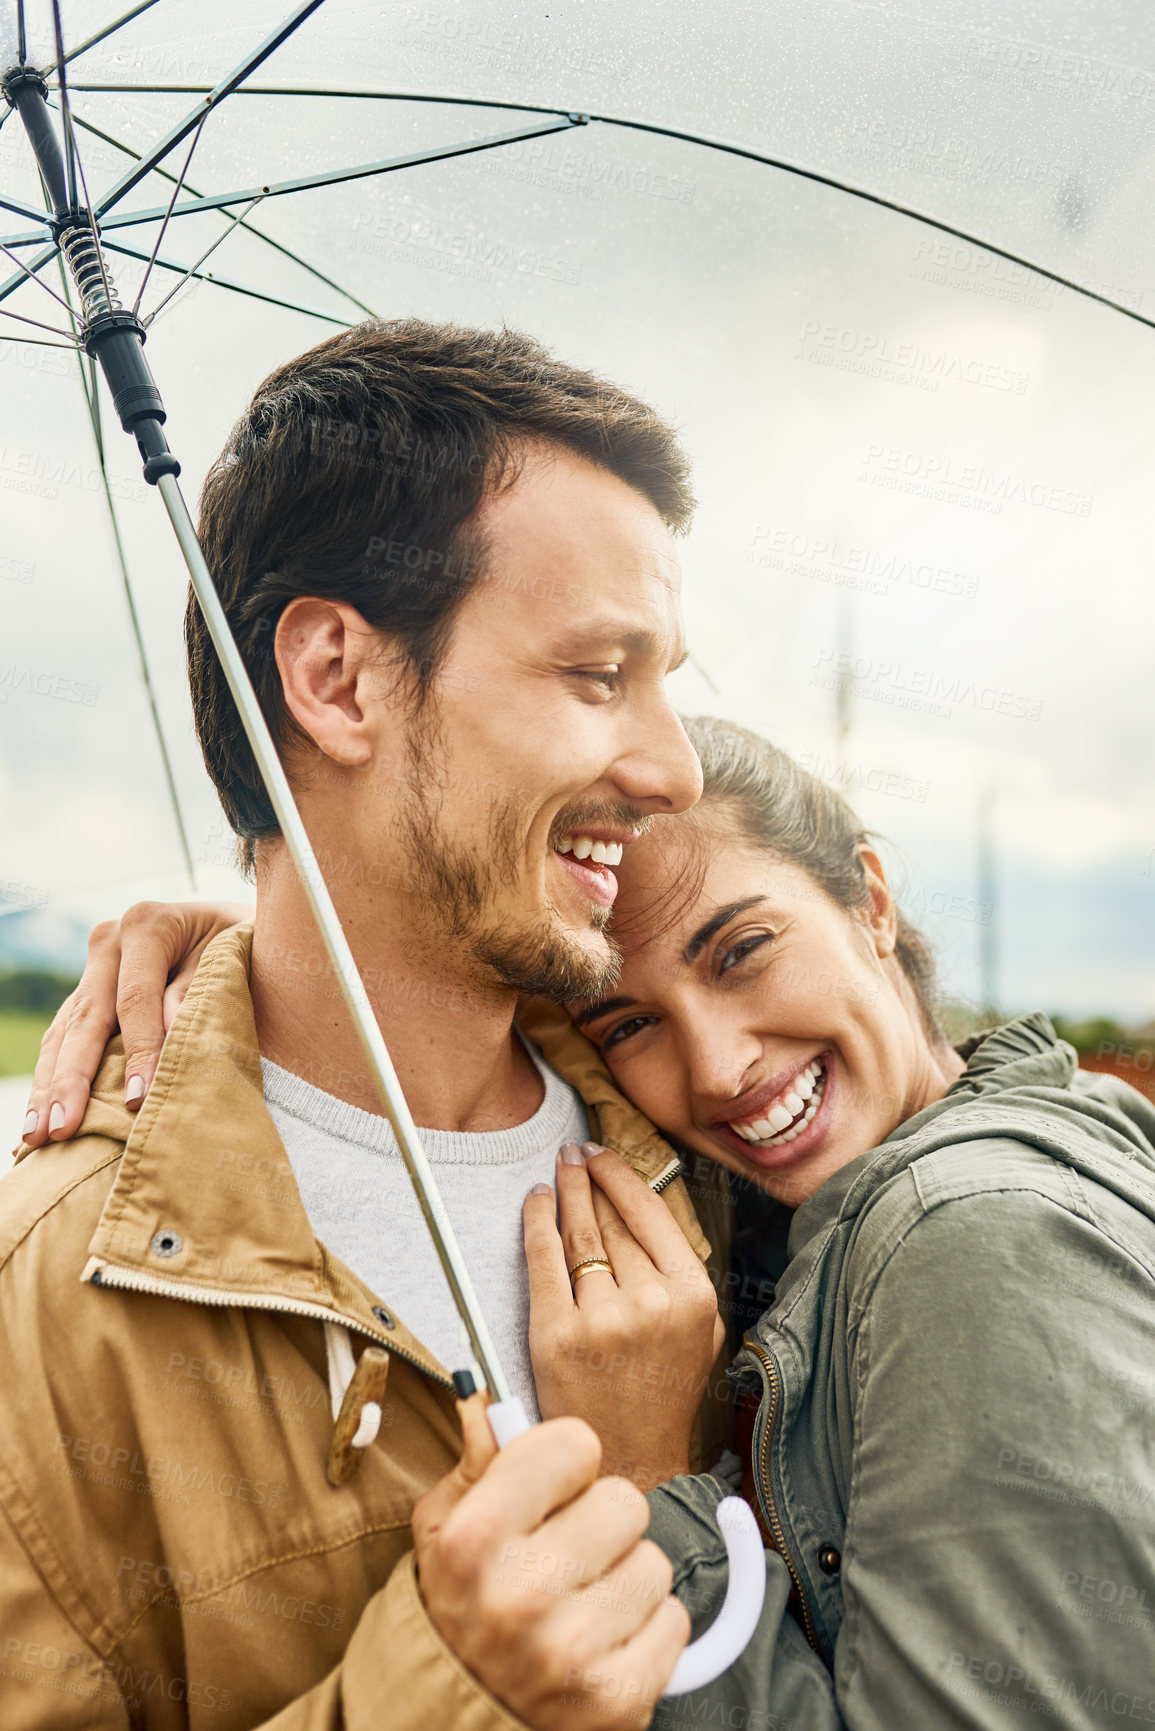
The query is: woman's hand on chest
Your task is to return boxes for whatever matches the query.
[523,1143,726,1492]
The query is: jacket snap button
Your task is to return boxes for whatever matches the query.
[818,1545,841,1576]
[372,1305,395,1330]
[150,1229,183,1259]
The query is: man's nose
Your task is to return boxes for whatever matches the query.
[612,699,703,816]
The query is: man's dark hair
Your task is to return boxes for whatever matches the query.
[187,318,695,873]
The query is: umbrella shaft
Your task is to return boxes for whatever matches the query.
[155,471,513,1406]
[4,59,511,1404]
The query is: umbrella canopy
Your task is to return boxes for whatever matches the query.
[2,0,1154,1029]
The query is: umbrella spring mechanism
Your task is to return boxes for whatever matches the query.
[59,221,123,323]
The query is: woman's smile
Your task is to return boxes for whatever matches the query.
[573,720,966,1208]
[710,1049,835,1172]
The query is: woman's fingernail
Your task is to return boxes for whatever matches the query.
[48,1103,66,1135]
[528,1182,553,1198]
[125,1076,146,1104]
[23,1110,38,1139]
[581,1141,609,1158]
[559,1143,584,1166]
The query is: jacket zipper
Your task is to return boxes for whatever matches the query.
[82,1256,453,1388]
[742,1337,822,1655]
[649,1157,683,1195]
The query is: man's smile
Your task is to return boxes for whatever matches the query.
[552,828,635,908]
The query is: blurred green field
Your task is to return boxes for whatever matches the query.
[0,1008,50,1077]
[0,972,76,1079]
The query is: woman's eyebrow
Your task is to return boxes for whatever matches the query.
[572,994,636,1030]
[684,897,768,962]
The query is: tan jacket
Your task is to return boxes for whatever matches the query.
[0,926,716,1730]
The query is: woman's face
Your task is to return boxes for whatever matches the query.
[572,812,960,1205]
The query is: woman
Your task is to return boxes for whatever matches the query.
[519,715,1155,1725]
[29,717,1155,1726]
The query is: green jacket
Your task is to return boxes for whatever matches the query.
[647,1014,1155,1729]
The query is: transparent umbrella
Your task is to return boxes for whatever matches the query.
[2,4,1152,1013]
[2,0,1154,1688]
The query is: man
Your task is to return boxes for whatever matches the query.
[1,320,718,1728]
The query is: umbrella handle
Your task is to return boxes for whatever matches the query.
[662,1496,766,1696]
[484,1401,765,1695]
[486,1397,533,1447]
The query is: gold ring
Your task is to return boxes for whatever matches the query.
[569,1257,614,1286]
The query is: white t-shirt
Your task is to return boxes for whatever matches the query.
[261,1040,589,1418]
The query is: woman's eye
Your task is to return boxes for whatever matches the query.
[717,933,773,975]
[601,1015,654,1053]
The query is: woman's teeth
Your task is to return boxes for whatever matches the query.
[730,1059,826,1148]
[556,835,624,867]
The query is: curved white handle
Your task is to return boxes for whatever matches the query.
[482,1406,765,1695]
[661,1496,767,1697]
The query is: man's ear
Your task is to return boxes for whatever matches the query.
[857,844,898,960]
[275,598,396,768]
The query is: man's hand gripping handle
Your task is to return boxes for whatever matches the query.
[485,1397,766,1698]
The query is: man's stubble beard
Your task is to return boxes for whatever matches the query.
[397,726,624,1004]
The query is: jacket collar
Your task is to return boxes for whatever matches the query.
[83,924,448,1382]
[944,1009,1072,1092]
[80,925,705,1351]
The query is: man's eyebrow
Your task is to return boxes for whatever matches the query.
[556,621,682,662]
[684,897,768,962]
[573,995,637,1030]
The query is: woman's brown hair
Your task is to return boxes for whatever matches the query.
[682,715,944,1041]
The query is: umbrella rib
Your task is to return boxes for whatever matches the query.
[0,302,82,341]
[0,241,60,307]
[0,237,80,314]
[98,117,583,230]
[45,0,165,74]
[64,106,379,319]
[586,111,1155,335]
[49,0,79,211]
[199,211,378,319]
[0,330,78,349]
[61,85,580,116]
[0,192,53,224]
[93,0,329,219]
[132,112,207,316]
[142,194,267,327]
[61,85,1155,333]
[104,238,349,324]
[54,254,199,890]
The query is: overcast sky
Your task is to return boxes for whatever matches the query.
[2,0,1154,1019]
